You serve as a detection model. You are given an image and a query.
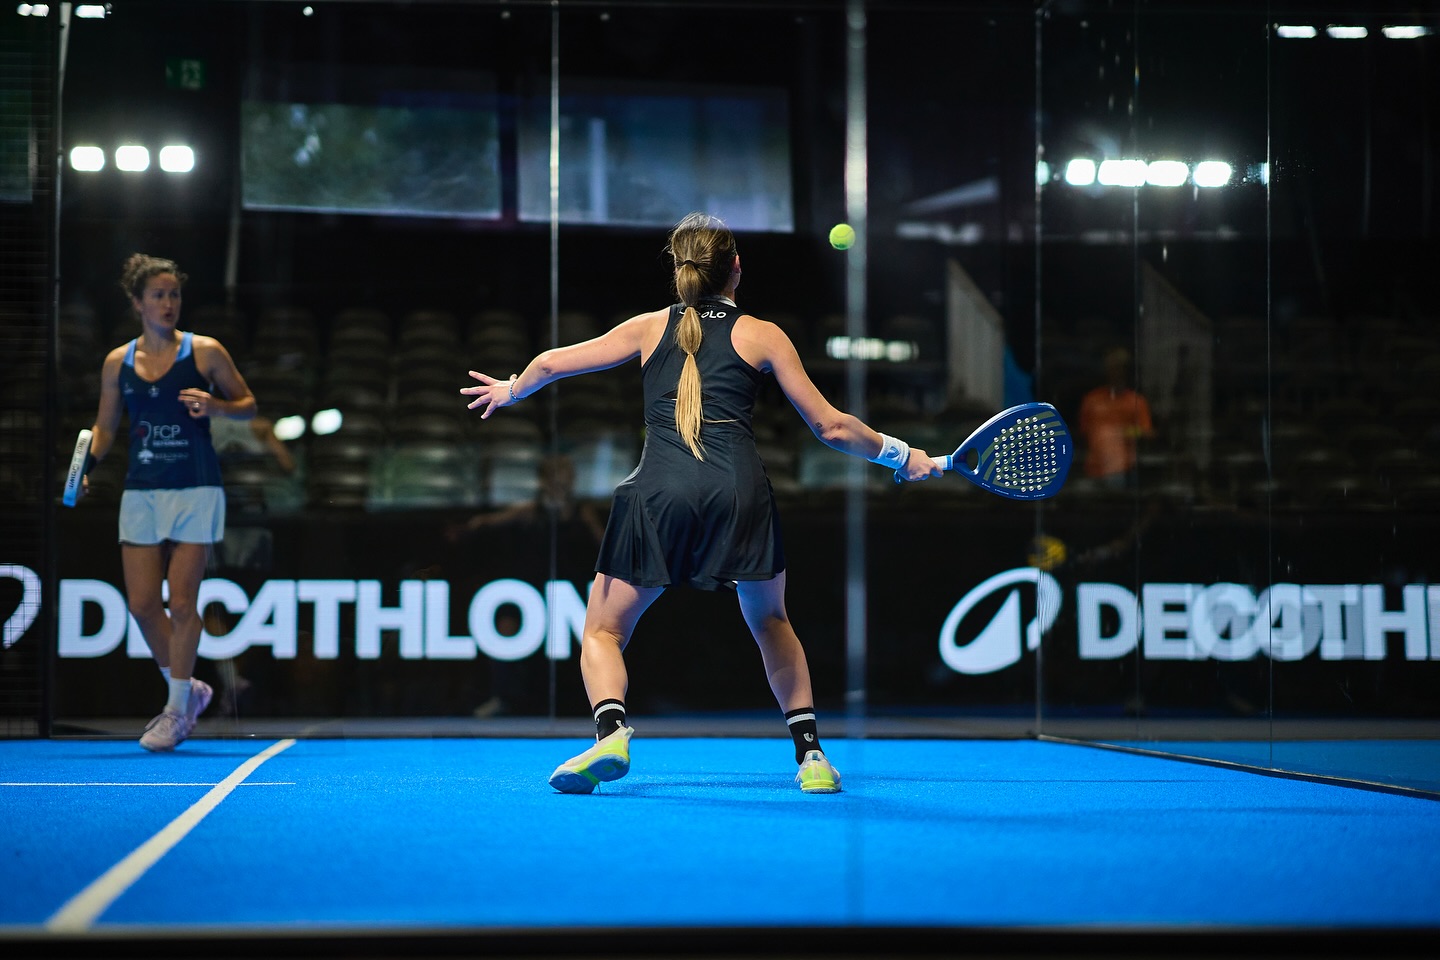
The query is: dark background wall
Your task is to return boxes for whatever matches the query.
[6,2,1440,744]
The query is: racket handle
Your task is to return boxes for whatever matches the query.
[937,454,952,472]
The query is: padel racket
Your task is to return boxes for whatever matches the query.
[927,402,1072,500]
[61,429,93,507]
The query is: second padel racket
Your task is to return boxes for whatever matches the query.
[61,428,93,507]
[928,402,1072,500]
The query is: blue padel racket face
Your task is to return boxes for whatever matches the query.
[937,402,1072,500]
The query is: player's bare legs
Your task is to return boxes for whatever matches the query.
[736,571,814,713]
[578,573,663,707]
[122,544,175,668]
[122,541,209,677]
[123,541,213,750]
[163,542,210,679]
[737,572,840,792]
[550,573,663,793]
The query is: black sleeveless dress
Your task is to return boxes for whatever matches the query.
[594,299,786,590]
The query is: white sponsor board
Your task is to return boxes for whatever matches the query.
[941,568,1440,674]
[0,567,588,661]
[5,565,1440,668]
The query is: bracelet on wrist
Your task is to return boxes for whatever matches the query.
[508,375,521,404]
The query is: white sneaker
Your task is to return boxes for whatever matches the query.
[187,678,213,727]
[139,710,192,752]
[795,750,842,793]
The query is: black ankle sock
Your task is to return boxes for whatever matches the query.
[593,699,626,739]
[785,707,821,764]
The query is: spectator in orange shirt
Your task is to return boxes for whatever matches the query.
[1078,345,1154,488]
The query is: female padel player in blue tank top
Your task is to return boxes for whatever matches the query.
[81,254,256,752]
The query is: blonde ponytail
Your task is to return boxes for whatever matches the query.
[665,212,738,462]
[675,304,705,460]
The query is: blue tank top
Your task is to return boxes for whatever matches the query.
[119,331,223,489]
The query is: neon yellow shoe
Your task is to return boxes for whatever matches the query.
[548,725,633,794]
[796,750,842,793]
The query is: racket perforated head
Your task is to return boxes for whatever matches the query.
[948,403,1072,500]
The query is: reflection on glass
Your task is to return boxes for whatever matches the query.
[516,82,794,230]
[241,67,501,218]
[1040,3,1440,792]
[34,0,1435,794]
[1036,5,1272,747]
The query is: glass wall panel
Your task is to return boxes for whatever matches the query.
[860,5,1043,731]
[51,2,566,728]
[34,0,1438,794]
[47,1,867,735]
[1263,4,1440,791]
[1038,1,1440,793]
[1036,3,1273,753]
[543,4,849,724]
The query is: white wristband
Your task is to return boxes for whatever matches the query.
[869,433,910,470]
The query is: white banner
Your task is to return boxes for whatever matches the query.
[940,568,1440,675]
[4,565,1439,669]
[0,570,593,661]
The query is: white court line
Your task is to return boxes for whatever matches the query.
[44,738,297,933]
[3,782,294,787]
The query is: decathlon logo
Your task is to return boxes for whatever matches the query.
[0,564,40,649]
[937,574,1440,673]
[0,567,593,662]
[939,568,1062,674]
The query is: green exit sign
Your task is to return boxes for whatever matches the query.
[165,58,205,91]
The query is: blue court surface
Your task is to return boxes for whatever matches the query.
[2,735,1437,957]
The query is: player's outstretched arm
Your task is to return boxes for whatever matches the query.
[746,317,940,482]
[462,310,660,419]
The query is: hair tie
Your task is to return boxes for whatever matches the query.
[678,259,698,269]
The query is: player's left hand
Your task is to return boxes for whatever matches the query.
[460,370,514,419]
[179,388,214,418]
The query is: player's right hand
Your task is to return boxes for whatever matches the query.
[897,449,944,483]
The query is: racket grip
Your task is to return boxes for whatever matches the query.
[937,455,952,472]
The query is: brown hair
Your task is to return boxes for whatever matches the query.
[119,253,187,305]
[665,212,737,460]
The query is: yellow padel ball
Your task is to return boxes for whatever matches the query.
[828,223,856,250]
[1027,534,1067,572]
